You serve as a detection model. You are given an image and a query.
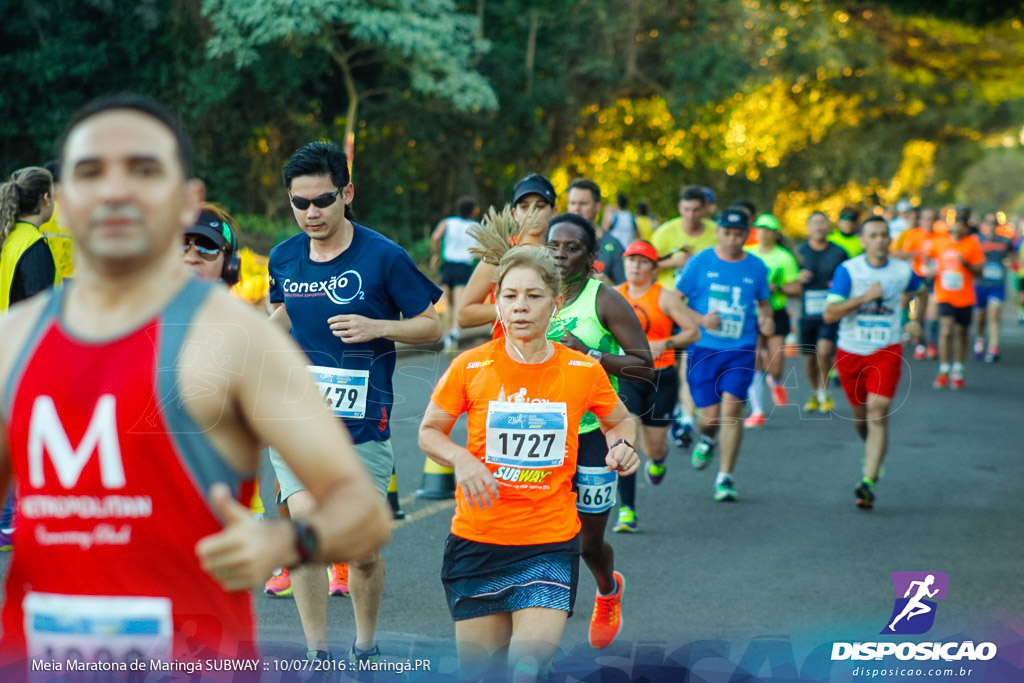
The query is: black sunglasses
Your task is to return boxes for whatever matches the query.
[289,189,342,211]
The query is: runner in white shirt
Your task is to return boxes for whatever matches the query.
[823,217,922,510]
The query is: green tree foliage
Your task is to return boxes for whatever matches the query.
[956,150,1024,214]
[2,0,1024,252]
[877,0,1023,25]
[203,0,497,161]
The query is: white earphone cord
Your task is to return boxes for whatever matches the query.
[495,306,556,363]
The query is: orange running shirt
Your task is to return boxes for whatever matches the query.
[616,282,676,369]
[431,338,620,545]
[899,228,942,278]
[929,234,984,307]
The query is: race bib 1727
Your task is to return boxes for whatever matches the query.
[485,401,567,469]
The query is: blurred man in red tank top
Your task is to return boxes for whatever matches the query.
[0,94,390,670]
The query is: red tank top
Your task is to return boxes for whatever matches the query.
[1,280,256,664]
[616,282,675,369]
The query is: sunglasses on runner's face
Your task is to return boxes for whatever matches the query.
[288,189,342,211]
[182,236,222,261]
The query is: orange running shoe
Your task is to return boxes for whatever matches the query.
[589,571,624,649]
[769,383,788,407]
[329,562,350,597]
[265,568,293,597]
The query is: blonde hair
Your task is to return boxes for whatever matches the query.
[0,167,52,249]
[494,246,561,299]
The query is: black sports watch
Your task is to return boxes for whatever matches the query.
[291,520,319,566]
[664,338,675,350]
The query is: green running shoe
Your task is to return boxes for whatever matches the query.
[646,460,667,485]
[613,506,638,533]
[691,441,715,470]
[714,476,737,502]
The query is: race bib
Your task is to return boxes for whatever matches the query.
[940,270,964,291]
[575,466,617,514]
[982,262,1004,281]
[25,593,172,666]
[309,366,369,419]
[804,290,829,316]
[854,314,893,346]
[485,401,567,469]
[706,299,745,340]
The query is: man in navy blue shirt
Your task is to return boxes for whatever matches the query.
[268,142,442,665]
[677,208,773,502]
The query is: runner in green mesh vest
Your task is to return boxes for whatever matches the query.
[545,212,652,649]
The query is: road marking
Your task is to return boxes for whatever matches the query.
[393,496,455,528]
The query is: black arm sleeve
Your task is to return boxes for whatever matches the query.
[9,240,57,305]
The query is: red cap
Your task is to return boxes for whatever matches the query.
[623,241,659,263]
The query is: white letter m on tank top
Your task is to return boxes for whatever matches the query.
[28,395,126,489]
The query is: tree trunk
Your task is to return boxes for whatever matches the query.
[621,0,642,88]
[477,0,485,39]
[525,11,538,97]
[334,50,361,176]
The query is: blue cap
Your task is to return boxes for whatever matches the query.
[702,187,716,205]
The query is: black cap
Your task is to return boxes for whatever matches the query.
[185,210,234,249]
[512,173,556,206]
[717,209,750,230]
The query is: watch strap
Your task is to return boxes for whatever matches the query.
[291,520,319,566]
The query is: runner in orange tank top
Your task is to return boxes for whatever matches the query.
[613,241,700,531]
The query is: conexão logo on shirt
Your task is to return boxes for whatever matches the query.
[281,271,365,304]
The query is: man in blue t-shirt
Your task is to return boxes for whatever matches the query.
[267,142,442,664]
[677,208,773,502]
[973,214,1013,362]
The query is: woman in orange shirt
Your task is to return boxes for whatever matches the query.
[419,245,638,679]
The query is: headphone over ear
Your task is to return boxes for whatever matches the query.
[220,220,241,287]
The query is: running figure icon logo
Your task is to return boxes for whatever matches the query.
[881,571,949,635]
